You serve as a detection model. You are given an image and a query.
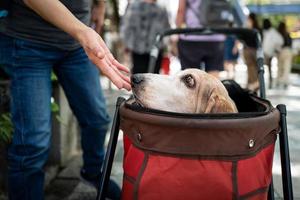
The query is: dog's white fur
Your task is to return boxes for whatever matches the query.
[131,69,238,113]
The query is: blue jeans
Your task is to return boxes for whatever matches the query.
[0,34,110,200]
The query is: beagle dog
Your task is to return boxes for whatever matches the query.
[131,69,237,113]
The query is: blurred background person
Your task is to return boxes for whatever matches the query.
[224,22,240,79]
[277,21,293,89]
[243,12,261,91]
[262,18,283,89]
[120,0,170,74]
[176,0,227,78]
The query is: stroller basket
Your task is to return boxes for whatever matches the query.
[97,28,293,200]
[119,82,279,200]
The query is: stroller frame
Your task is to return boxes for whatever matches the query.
[96,28,293,200]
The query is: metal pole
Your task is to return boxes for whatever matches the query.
[148,34,162,73]
[277,104,294,200]
[267,181,275,200]
[256,32,266,99]
[254,30,276,199]
[96,97,125,200]
[148,47,160,73]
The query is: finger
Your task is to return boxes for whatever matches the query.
[86,48,105,66]
[89,43,105,59]
[97,38,125,71]
[104,56,131,88]
[123,81,132,91]
[89,52,122,87]
[105,56,130,82]
[88,47,129,90]
[122,75,131,87]
[92,39,131,89]
[98,36,111,53]
[105,54,131,85]
[110,63,131,85]
[114,60,130,74]
[107,53,130,73]
[97,58,125,89]
[101,65,124,89]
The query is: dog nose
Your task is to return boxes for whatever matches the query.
[131,74,144,85]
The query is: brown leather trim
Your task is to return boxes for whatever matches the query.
[133,153,149,200]
[232,161,238,200]
[130,134,276,161]
[124,174,136,184]
[120,101,280,157]
[239,187,269,200]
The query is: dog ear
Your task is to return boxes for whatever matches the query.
[204,89,237,113]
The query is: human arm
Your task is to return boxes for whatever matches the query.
[176,0,186,28]
[23,0,131,90]
[91,0,106,34]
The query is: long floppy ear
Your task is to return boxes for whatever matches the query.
[205,89,237,113]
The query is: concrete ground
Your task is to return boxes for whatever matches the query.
[1,65,300,200]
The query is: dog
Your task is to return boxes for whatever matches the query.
[131,69,238,113]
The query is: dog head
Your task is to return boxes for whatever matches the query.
[131,69,237,113]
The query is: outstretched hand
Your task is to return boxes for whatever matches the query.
[78,27,131,91]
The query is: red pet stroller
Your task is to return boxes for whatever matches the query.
[97,28,293,200]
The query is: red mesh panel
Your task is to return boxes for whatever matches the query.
[138,155,233,200]
[237,144,275,196]
[122,135,275,200]
[123,143,145,179]
[122,179,134,200]
[123,135,131,160]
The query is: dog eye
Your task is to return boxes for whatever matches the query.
[182,74,195,88]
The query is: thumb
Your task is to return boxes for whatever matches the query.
[92,45,105,59]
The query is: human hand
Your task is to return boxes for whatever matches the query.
[77,27,131,91]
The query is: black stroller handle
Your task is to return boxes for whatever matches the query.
[277,104,294,200]
[97,97,125,200]
[154,28,260,48]
[148,27,266,99]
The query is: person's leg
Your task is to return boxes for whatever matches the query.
[53,48,120,199]
[0,34,14,73]
[243,47,258,87]
[4,37,55,200]
[205,41,225,78]
[177,39,203,70]
[277,50,285,86]
[131,52,150,74]
[282,48,293,87]
[53,47,110,176]
[265,56,273,89]
[224,61,236,79]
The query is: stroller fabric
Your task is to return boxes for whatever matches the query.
[120,81,280,200]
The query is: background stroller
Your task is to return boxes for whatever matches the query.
[97,28,293,200]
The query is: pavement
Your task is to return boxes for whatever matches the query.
[1,65,300,200]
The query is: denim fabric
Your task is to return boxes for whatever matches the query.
[0,33,110,200]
